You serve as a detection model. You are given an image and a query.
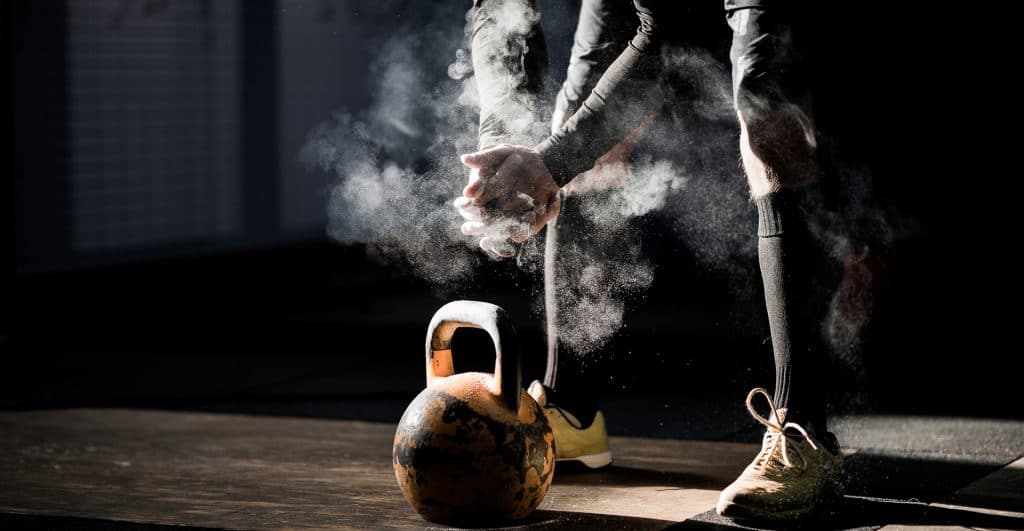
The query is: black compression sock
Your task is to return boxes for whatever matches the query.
[542,339,599,427]
[543,379,599,428]
[755,187,828,435]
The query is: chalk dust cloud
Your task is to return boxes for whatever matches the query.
[302,3,892,368]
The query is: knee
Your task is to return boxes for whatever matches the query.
[735,81,815,152]
[734,82,818,192]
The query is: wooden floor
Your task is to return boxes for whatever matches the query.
[1,409,1022,530]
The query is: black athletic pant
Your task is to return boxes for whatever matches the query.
[541,189,641,425]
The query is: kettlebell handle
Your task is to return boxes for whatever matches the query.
[425,300,521,412]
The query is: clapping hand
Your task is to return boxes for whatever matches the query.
[454,144,561,258]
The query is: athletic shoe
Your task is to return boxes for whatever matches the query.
[527,380,612,469]
[716,388,844,521]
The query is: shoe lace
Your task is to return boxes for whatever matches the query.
[746,387,818,472]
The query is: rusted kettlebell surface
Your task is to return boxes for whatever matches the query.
[393,300,555,525]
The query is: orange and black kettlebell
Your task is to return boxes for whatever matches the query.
[392,300,555,525]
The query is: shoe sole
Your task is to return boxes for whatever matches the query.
[559,451,613,469]
[716,474,845,522]
[716,500,814,522]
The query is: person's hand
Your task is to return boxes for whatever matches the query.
[454,144,561,258]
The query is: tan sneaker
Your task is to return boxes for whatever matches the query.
[527,381,612,469]
[716,388,844,521]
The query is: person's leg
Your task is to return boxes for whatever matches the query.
[752,185,830,436]
[742,107,830,437]
[530,181,648,469]
[717,4,843,521]
[731,4,827,436]
[541,191,601,427]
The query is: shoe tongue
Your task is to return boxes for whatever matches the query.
[782,425,807,443]
[527,380,548,406]
[768,408,810,442]
[819,431,840,453]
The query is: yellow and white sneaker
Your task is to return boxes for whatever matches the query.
[527,380,612,469]
[716,388,844,521]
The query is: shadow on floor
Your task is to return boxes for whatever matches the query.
[677,496,1024,531]
[951,462,1024,513]
[843,452,1007,501]
[515,509,676,530]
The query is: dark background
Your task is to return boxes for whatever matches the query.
[4,0,1013,438]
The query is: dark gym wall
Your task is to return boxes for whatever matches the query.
[11,0,402,272]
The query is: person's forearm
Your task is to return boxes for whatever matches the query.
[470,0,548,149]
[537,3,665,186]
[555,0,636,125]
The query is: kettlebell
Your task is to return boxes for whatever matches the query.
[392,300,555,525]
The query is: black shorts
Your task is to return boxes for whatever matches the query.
[726,5,811,112]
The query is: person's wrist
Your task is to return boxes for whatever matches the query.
[551,94,577,135]
[535,137,569,187]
